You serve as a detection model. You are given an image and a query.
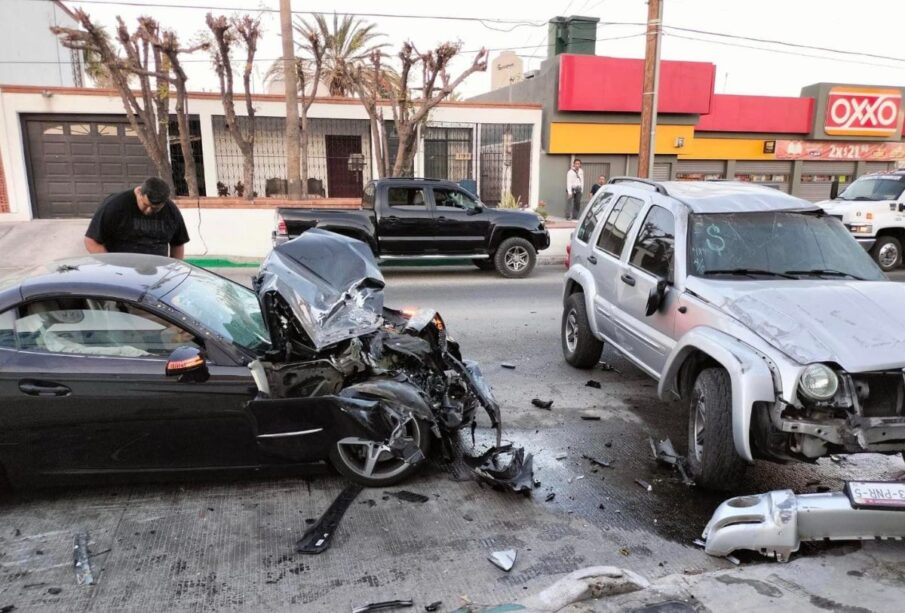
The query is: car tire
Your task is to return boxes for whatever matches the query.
[686,367,748,491]
[473,258,495,271]
[494,237,537,278]
[561,292,604,368]
[872,236,902,272]
[328,419,431,487]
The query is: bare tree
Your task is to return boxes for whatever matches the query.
[207,14,261,201]
[140,25,208,198]
[294,27,325,196]
[353,42,488,178]
[51,11,174,190]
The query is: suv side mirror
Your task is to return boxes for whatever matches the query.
[898,203,905,213]
[166,345,209,382]
[645,280,669,317]
[829,179,840,200]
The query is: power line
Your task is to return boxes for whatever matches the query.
[664,33,905,71]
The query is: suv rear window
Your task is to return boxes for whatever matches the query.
[576,191,612,243]
[596,196,644,256]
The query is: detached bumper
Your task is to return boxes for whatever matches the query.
[703,489,905,562]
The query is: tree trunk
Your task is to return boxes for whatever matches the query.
[300,114,309,197]
[174,87,199,197]
[241,144,254,201]
[279,0,302,199]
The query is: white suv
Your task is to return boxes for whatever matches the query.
[562,178,905,490]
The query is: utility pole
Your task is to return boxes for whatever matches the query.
[280,0,302,199]
[638,0,662,179]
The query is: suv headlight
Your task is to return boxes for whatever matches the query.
[848,224,872,234]
[798,363,839,400]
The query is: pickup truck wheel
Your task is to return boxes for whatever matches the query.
[561,293,604,368]
[495,237,537,278]
[473,258,495,271]
[872,236,902,271]
[329,418,431,487]
[686,367,747,491]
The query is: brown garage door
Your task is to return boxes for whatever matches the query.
[24,115,158,218]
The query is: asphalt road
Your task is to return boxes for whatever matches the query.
[1,264,904,612]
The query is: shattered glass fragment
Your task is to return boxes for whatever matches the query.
[296,484,362,554]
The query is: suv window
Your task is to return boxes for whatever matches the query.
[629,206,676,281]
[13,298,199,358]
[576,191,613,243]
[433,187,479,210]
[387,187,426,209]
[362,184,376,210]
[596,196,644,256]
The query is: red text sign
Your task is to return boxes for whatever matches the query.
[775,140,905,161]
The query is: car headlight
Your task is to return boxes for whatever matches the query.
[799,364,839,401]
[848,224,872,234]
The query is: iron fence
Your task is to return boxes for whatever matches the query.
[479,123,532,207]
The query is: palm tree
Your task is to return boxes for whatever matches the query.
[294,13,387,96]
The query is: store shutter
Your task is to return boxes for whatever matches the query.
[652,163,671,181]
[676,160,725,180]
[862,162,895,175]
[734,160,793,193]
[798,161,857,202]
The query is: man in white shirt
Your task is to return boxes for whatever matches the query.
[565,158,584,220]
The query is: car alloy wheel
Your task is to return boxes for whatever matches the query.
[878,242,899,270]
[334,419,421,481]
[564,310,579,354]
[504,245,530,273]
[692,392,706,463]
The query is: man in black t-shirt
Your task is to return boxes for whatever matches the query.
[85,177,190,259]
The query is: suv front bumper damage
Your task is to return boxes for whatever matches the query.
[702,489,905,562]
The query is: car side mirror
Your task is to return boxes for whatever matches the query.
[898,203,905,213]
[645,280,669,317]
[829,179,840,200]
[166,345,209,382]
[467,205,483,215]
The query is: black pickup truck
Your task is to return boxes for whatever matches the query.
[273,178,550,278]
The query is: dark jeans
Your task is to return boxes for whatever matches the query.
[568,190,582,220]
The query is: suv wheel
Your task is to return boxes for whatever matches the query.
[495,237,537,278]
[872,236,902,272]
[561,293,604,368]
[686,367,747,490]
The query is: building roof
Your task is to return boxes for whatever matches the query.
[659,181,820,213]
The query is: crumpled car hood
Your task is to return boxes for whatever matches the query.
[255,229,385,350]
[686,277,905,372]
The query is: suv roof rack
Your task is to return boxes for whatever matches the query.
[607,176,669,195]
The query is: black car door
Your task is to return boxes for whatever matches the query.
[0,297,258,480]
[430,186,491,254]
[376,185,438,255]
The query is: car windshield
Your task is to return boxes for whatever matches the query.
[162,268,271,353]
[688,211,885,281]
[837,176,905,202]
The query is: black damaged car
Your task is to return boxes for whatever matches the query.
[0,230,502,488]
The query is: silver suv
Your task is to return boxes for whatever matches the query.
[562,178,905,489]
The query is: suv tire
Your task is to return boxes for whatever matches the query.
[495,237,537,278]
[872,236,902,272]
[687,367,747,490]
[561,292,604,368]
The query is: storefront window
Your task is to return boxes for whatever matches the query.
[676,173,724,181]
[735,174,787,183]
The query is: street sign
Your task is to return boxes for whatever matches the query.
[825,87,902,138]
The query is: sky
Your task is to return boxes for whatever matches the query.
[52,0,905,98]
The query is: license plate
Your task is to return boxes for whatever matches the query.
[846,481,905,510]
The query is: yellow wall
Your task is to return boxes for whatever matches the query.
[548,122,777,160]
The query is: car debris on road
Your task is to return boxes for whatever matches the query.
[531,398,553,410]
[73,533,94,586]
[463,445,535,494]
[488,549,517,572]
[296,484,363,554]
[351,598,414,612]
[702,487,905,562]
[649,437,694,486]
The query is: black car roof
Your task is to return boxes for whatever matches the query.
[0,253,192,311]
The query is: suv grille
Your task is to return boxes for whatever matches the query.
[849,372,904,418]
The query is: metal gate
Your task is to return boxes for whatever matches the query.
[734,161,794,193]
[23,114,158,218]
[798,161,856,202]
[424,125,473,182]
[168,115,206,197]
[478,124,532,207]
[652,163,671,181]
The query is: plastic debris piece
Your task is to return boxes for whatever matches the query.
[581,454,612,468]
[649,436,694,486]
[585,380,602,389]
[545,493,556,502]
[352,599,414,612]
[692,538,706,549]
[488,549,517,572]
[555,453,568,460]
[598,361,621,373]
[425,602,442,612]
[725,554,741,566]
[531,398,553,410]
[619,547,630,556]
[296,484,362,554]
[73,532,94,586]
[384,490,429,503]
[635,479,653,492]
[463,445,535,494]
[580,415,601,421]
[501,362,516,369]
[575,475,585,481]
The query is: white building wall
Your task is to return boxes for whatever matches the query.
[0,87,543,222]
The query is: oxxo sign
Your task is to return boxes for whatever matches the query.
[825,87,902,137]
